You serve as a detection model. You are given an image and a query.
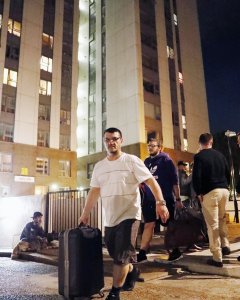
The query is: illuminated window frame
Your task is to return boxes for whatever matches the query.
[42,33,54,49]
[179,72,183,84]
[3,68,18,87]
[173,14,178,26]
[40,56,52,73]
[36,157,49,175]
[39,80,52,96]
[0,123,14,142]
[59,160,71,177]
[0,152,12,172]
[8,18,21,37]
[167,45,174,59]
[183,138,188,151]
[182,115,187,129]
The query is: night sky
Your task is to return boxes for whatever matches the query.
[197,0,240,134]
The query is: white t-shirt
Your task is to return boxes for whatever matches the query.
[90,152,152,227]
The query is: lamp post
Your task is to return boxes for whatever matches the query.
[225,130,239,223]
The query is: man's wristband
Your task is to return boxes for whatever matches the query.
[156,200,166,206]
[176,198,181,202]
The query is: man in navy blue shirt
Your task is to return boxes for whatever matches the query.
[137,138,183,262]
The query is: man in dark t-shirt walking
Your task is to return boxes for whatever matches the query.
[192,133,230,268]
[137,138,183,262]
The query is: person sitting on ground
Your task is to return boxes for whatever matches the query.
[11,211,47,259]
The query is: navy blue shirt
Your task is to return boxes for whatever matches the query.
[143,152,179,201]
[20,221,45,241]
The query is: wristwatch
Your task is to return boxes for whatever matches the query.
[156,200,166,206]
[176,198,181,202]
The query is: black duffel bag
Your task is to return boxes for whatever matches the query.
[164,206,206,251]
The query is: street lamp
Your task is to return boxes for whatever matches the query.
[225,130,239,223]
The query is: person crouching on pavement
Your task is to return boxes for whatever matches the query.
[11,211,47,259]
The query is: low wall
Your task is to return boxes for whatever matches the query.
[0,195,46,249]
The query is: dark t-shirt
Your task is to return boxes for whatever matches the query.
[20,221,45,241]
[143,152,178,201]
[192,148,230,195]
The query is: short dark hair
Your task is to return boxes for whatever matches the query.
[198,133,213,145]
[148,138,162,147]
[177,160,187,166]
[104,127,122,138]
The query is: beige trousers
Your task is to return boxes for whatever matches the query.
[202,188,230,262]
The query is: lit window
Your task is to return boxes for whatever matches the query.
[60,110,71,125]
[8,19,21,37]
[173,14,178,26]
[0,123,14,142]
[42,33,54,49]
[167,46,174,59]
[60,134,70,150]
[39,80,52,95]
[182,115,187,129]
[36,157,49,175]
[144,102,161,121]
[37,130,49,147]
[40,56,52,73]
[0,152,12,172]
[59,160,71,177]
[183,138,188,151]
[3,68,18,87]
[38,104,50,120]
[1,95,15,113]
[179,72,183,84]
[145,102,155,119]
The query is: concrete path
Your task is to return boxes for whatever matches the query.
[11,238,240,279]
[148,241,240,279]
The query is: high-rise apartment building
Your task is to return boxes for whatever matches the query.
[0,0,79,196]
[77,0,209,188]
[0,0,210,195]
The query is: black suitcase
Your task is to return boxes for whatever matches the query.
[58,226,104,299]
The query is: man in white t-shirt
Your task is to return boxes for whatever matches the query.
[79,127,169,300]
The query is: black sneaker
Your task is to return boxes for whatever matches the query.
[207,259,223,268]
[105,292,120,300]
[122,266,140,291]
[137,250,148,263]
[222,246,231,256]
[168,249,183,262]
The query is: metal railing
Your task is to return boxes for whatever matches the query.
[45,189,103,233]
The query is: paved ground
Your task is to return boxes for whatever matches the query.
[1,235,240,300]
[1,255,240,300]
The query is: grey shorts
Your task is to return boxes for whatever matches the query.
[104,219,140,265]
